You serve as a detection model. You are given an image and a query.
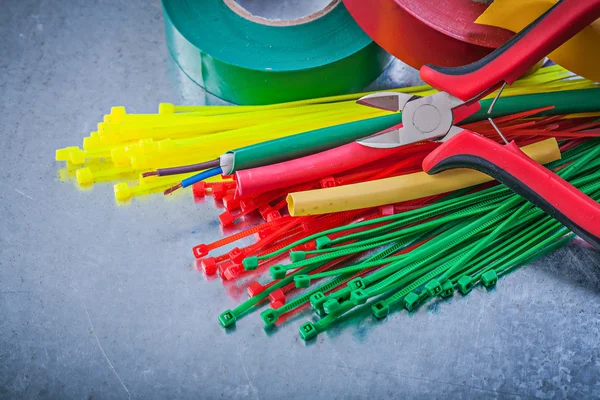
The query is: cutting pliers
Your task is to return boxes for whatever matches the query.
[357,0,600,248]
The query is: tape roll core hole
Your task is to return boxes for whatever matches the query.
[223,0,340,26]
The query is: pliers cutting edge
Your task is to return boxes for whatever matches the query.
[357,0,600,248]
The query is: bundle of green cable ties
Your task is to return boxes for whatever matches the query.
[217,139,600,340]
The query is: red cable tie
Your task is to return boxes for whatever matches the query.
[207,181,237,190]
[192,182,207,198]
[192,216,293,259]
[220,189,288,226]
[259,206,281,222]
[380,205,395,216]
[271,300,285,309]
[247,282,265,297]
[320,176,337,188]
[243,217,307,255]
[221,224,307,274]
[268,288,286,305]
[223,263,243,281]
[222,194,241,211]
[199,257,218,275]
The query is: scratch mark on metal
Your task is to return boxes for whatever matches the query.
[14,189,33,200]
[238,350,260,400]
[83,302,131,399]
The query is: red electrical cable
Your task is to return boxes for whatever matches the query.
[235,142,424,197]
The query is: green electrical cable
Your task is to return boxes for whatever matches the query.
[462,87,600,124]
[224,113,403,173]
[227,88,600,173]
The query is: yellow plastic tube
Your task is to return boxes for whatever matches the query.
[476,0,600,83]
[287,138,561,216]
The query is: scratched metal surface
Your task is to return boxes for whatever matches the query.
[1,0,600,399]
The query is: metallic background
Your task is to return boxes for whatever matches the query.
[1,0,599,398]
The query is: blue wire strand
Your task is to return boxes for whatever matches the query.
[181,167,223,188]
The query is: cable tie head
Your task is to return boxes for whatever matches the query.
[268,289,285,305]
[192,182,207,198]
[403,292,420,311]
[309,292,327,312]
[200,257,218,276]
[247,282,265,297]
[227,247,246,264]
[424,280,442,297]
[440,280,454,298]
[222,195,240,211]
[218,310,236,328]
[239,199,257,213]
[76,167,94,186]
[212,183,229,200]
[299,322,318,341]
[294,275,311,288]
[457,276,474,295]
[315,236,332,249]
[372,301,390,319]
[289,251,306,262]
[260,309,278,328]
[319,176,336,188]
[347,278,365,291]
[243,257,259,271]
[158,102,175,114]
[380,205,396,216]
[219,211,236,227]
[481,270,498,288]
[266,210,281,222]
[271,300,285,309]
[350,289,368,305]
[193,244,209,259]
[270,265,287,280]
[223,264,242,281]
[323,299,341,315]
[258,206,278,221]
[114,182,132,202]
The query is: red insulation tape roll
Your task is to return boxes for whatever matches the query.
[342,0,514,69]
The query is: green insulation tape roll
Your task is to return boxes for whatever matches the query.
[162,0,392,105]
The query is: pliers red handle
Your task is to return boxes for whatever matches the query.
[421,0,600,102]
[423,132,600,248]
[357,0,600,248]
[421,0,600,248]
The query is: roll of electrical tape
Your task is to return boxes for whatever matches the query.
[342,0,514,70]
[162,0,392,105]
